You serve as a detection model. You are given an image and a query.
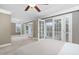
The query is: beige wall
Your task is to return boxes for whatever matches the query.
[72,11,79,44]
[22,24,24,34]
[11,23,16,35]
[0,13,11,45]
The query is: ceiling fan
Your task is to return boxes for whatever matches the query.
[25,4,48,12]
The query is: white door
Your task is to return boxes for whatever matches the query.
[63,13,72,42]
[28,22,33,37]
[45,18,53,39]
[24,24,28,35]
[38,20,45,39]
[53,13,72,42]
[53,16,63,41]
[24,22,33,37]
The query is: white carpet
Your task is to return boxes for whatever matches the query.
[1,36,79,55]
[8,39,65,55]
[0,35,35,55]
[7,39,79,55]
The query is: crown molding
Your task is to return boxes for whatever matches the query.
[0,8,11,15]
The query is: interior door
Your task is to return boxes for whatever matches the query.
[25,25,29,34]
[53,16,63,41]
[24,22,33,37]
[38,20,45,39]
[24,24,28,35]
[45,19,53,39]
[28,22,33,37]
[63,13,72,42]
[53,13,72,42]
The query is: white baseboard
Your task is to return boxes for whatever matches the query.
[0,43,11,48]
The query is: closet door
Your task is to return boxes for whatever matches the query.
[53,16,63,41]
[38,20,45,39]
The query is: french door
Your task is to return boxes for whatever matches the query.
[38,13,72,42]
[53,16,63,41]
[38,20,45,39]
[63,13,72,42]
[53,13,72,42]
[45,19,53,39]
[38,19,53,39]
[24,22,33,37]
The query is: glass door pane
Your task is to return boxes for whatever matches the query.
[45,19,53,39]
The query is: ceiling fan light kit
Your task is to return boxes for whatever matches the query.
[29,4,36,7]
[25,4,41,12]
[25,4,48,12]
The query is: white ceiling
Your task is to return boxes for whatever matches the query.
[0,4,79,23]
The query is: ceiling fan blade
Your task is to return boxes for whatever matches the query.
[25,5,30,11]
[34,6,41,12]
